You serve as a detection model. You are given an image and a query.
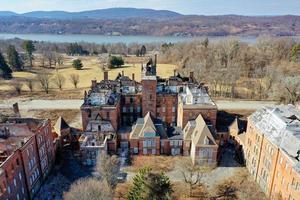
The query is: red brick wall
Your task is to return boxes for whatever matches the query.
[193,146,218,166]
[19,136,42,198]
[121,94,142,125]
[0,151,28,200]
[142,79,157,117]
[157,94,178,126]
[182,107,217,128]
[161,140,171,155]
[81,102,121,132]
[35,120,55,178]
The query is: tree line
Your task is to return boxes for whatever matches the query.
[160,36,300,104]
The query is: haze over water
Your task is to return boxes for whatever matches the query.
[1,33,299,44]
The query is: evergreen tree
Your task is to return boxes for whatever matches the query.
[22,40,35,67]
[7,45,23,71]
[72,59,83,70]
[66,43,89,56]
[127,167,150,200]
[140,45,147,56]
[0,52,12,79]
[135,48,141,57]
[108,56,124,68]
[127,168,173,200]
[143,172,173,200]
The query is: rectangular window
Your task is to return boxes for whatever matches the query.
[152,149,156,155]
[172,107,176,112]
[172,116,176,122]
[122,107,127,113]
[143,148,147,155]
[133,148,138,154]
[162,107,166,112]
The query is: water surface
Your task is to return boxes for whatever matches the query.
[0,33,299,44]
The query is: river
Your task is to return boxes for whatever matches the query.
[1,33,298,44]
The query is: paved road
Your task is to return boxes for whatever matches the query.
[0,99,84,110]
[0,99,276,110]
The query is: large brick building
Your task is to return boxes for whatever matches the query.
[244,105,300,200]
[80,56,218,165]
[0,117,55,200]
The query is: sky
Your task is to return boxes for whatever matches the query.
[0,0,300,16]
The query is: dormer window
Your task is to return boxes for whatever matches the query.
[204,136,210,145]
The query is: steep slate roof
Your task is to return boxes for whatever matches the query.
[190,114,217,147]
[130,112,168,139]
[229,117,241,132]
[183,120,196,140]
[249,105,300,171]
[54,116,70,136]
[229,117,247,134]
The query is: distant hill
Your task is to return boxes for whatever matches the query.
[0,11,17,17]
[0,8,182,19]
[0,8,299,37]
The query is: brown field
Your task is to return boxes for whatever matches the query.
[125,156,180,173]
[0,55,176,100]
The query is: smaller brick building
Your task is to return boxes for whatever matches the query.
[0,117,55,200]
[183,114,218,166]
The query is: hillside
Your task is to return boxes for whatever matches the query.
[0,8,182,19]
[0,8,299,36]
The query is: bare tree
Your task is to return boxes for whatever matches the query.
[55,53,64,66]
[95,154,120,190]
[24,78,34,92]
[69,74,80,88]
[53,72,65,90]
[37,73,50,94]
[63,178,113,200]
[12,82,23,95]
[215,180,238,200]
[178,158,211,197]
[273,76,300,104]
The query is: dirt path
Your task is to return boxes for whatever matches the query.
[0,99,277,110]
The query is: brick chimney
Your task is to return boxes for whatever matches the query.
[13,103,21,118]
[84,90,87,102]
[189,71,194,82]
[104,71,108,80]
[154,54,157,66]
[174,69,176,76]
[91,80,97,88]
[122,70,124,76]
[132,73,135,81]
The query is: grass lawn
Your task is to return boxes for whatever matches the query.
[0,55,176,99]
[125,156,180,173]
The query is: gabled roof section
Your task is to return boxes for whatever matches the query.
[54,116,70,135]
[141,113,156,134]
[183,120,196,140]
[191,114,217,146]
[130,112,162,139]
